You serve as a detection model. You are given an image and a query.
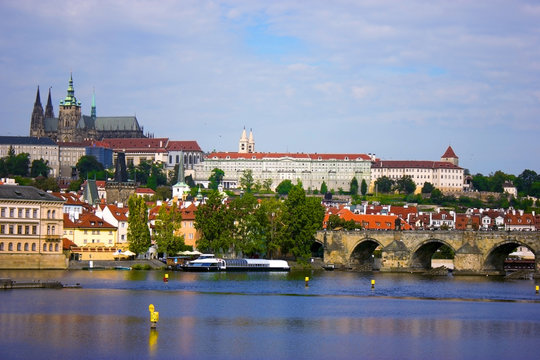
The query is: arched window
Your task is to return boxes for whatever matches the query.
[52,210,56,218]
[24,243,29,251]
[43,243,47,251]
[55,243,59,252]
[52,226,56,235]
[8,243,13,251]
[49,243,53,251]
[32,243,36,251]
[0,243,4,251]
[47,210,51,219]
[17,243,21,251]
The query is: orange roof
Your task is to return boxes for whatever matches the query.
[441,146,458,159]
[136,187,155,194]
[372,160,462,169]
[102,138,168,151]
[62,238,77,250]
[64,212,116,229]
[166,140,202,152]
[325,209,412,230]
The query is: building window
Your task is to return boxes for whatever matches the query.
[52,226,56,235]
[9,225,14,234]
[17,243,21,251]
[18,208,23,217]
[0,208,4,217]
[9,243,13,251]
[52,210,56,218]
[10,208,15,217]
[0,225,4,234]
[47,226,51,235]
[26,209,30,218]
[43,243,47,251]
[49,243,53,251]
[0,243,3,251]
[55,244,59,252]
[24,243,29,251]
[32,243,36,251]
[33,209,38,218]
[17,225,22,234]
[32,226,37,235]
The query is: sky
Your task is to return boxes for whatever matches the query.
[0,0,539,176]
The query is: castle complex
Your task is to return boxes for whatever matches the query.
[29,74,144,142]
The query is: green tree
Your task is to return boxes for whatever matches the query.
[229,193,263,256]
[154,185,172,201]
[33,177,59,192]
[30,159,50,178]
[240,169,254,193]
[472,173,489,191]
[153,202,184,256]
[275,179,293,195]
[320,181,328,195]
[5,151,30,176]
[421,182,435,194]
[430,188,443,204]
[360,179,368,196]
[374,176,394,193]
[127,195,151,255]
[68,179,83,192]
[516,169,538,196]
[255,197,282,258]
[349,177,359,195]
[395,176,416,194]
[278,185,325,263]
[76,155,105,180]
[208,168,225,190]
[194,190,234,253]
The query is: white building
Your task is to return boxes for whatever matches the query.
[193,129,373,192]
[0,136,60,177]
[370,146,465,193]
[95,203,129,244]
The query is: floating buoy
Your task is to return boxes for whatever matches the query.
[371,279,375,289]
[305,276,309,287]
[536,285,539,295]
[163,274,169,283]
[149,304,159,329]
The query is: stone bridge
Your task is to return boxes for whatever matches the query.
[314,230,540,276]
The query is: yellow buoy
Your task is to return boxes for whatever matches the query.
[305,276,309,287]
[149,304,159,328]
[536,285,539,294]
[371,279,375,289]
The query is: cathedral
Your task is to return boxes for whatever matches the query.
[30,74,145,142]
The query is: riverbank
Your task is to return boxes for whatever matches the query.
[68,259,166,270]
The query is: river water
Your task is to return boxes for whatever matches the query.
[1,269,539,360]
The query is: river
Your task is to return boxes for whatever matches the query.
[1,269,539,360]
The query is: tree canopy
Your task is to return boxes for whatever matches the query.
[127,195,151,255]
[153,202,185,256]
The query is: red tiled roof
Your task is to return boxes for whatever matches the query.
[62,238,77,250]
[372,160,462,169]
[102,138,169,151]
[64,212,116,229]
[136,187,155,194]
[205,152,372,161]
[105,204,129,221]
[166,140,202,152]
[441,146,458,159]
[324,209,412,230]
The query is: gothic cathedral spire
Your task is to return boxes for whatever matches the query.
[30,86,45,137]
[45,87,54,119]
[91,88,96,120]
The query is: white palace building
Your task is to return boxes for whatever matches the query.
[193,128,373,192]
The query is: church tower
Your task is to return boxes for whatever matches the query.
[248,128,255,153]
[239,127,248,153]
[30,86,45,137]
[441,146,459,166]
[58,73,82,142]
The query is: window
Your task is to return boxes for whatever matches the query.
[24,243,29,251]
[17,225,22,234]
[47,226,51,235]
[49,243,53,251]
[17,243,21,251]
[25,226,29,235]
[9,243,13,251]
[18,209,23,217]
[9,225,14,234]
[32,243,36,251]
[32,226,37,235]
[0,225,4,234]
[0,208,4,217]
[26,209,30,218]
[47,210,51,219]
[52,226,56,235]
[55,244,59,252]
[10,208,15,217]
[43,243,47,251]
[0,243,3,251]
[33,209,38,218]
[52,210,56,218]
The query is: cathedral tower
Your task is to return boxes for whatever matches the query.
[45,87,55,119]
[30,86,45,137]
[239,127,248,153]
[248,128,255,153]
[58,73,82,142]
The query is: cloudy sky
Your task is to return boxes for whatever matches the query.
[1,0,539,175]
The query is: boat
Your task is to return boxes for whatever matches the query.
[114,266,132,270]
[180,254,290,272]
[322,263,335,271]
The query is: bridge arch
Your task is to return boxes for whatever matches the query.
[483,240,536,273]
[409,238,456,270]
[350,238,383,271]
[310,239,324,258]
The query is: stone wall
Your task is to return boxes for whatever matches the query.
[0,254,68,269]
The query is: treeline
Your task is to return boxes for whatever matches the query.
[471,170,540,198]
[0,147,50,178]
[194,184,325,262]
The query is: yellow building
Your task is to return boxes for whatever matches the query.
[64,212,118,260]
[0,185,66,269]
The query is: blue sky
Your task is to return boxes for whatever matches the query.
[0,0,539,175]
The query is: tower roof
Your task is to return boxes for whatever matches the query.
[34,86,42,107]
[441,146,458,159]
[45,87,54,118]
[60,73,81,107]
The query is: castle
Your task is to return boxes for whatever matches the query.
[30,74,144,142]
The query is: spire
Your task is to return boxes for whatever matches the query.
[176,151,185,184]
[248,128,255,153]
[240,126,247,141]
[91,88,96,119]
[30,86,45,136]
[239,126,249,153]
[60,72,81,107]
[45,87,54,118]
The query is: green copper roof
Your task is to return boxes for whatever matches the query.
[60,73,81,107]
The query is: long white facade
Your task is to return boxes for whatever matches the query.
[193,152,373,192]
